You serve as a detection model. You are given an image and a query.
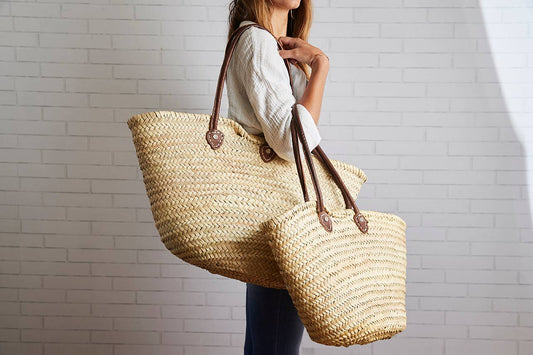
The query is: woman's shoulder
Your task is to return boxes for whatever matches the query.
[233,20,305,79]
[237,20,278,51]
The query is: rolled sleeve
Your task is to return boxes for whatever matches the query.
[295,103,322,156]
[236,27,322,163]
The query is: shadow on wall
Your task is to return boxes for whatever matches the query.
[335,4,533,355]
[480,4,533,224]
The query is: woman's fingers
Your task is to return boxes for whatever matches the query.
[278,36,322,66]
[278,48,295,59]
[278,36,298,49]
[278,49,298,65]
[279,48,309,66]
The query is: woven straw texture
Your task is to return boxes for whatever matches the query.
[127,110,367,289]
[262,199,407,346]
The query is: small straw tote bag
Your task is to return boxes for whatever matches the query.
[127,23,368,289]
[259,105,408,347]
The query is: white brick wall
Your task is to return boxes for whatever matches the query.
[1,0,532,354]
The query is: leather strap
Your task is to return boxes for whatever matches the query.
[291,104,369,233]
[206,23,293,149]
[290,105,331,232]
[207,22,368,233]
[290,106,309,203]
[312,145,368,233]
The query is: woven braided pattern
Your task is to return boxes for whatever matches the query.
[127,110,367,289]
[262,200,407,346]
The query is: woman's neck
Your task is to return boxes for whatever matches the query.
[270,7,288,40]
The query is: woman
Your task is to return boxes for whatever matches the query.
[225,1,330,354]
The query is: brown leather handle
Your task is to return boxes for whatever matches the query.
[206,23,294,149]
[290,104,369,233]
[207,22,369,233]
[312,145,368,233]
[290,105,309,203]
[290,105,332,232]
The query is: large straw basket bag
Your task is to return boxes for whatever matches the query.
[260,105,407,347]
[127,23,367,289]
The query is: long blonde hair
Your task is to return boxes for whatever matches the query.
[227,0,313,81]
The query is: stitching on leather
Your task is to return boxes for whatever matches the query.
[207,131,223,148]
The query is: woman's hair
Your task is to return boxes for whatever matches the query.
[227,0,313,81]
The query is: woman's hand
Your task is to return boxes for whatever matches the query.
[277,36,329,127]
[277,36,329,68]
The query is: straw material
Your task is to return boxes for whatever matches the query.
[127,110,367,289]
[262,199,407,346]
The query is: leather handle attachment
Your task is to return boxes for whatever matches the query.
[312,145,368,233]
[290,105,369,233]
[206,23,293,150]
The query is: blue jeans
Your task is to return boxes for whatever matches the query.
[244,282,305,355]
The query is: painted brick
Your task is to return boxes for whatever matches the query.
[2,2,532,354]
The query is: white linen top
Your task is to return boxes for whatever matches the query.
[225,20,322,162]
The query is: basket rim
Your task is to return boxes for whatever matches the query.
[127,110,368,183]
[261,199,407,231]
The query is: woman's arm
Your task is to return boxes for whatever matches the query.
[298,55,330,126]
[234,27,322,163]
[278,37,330,126]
